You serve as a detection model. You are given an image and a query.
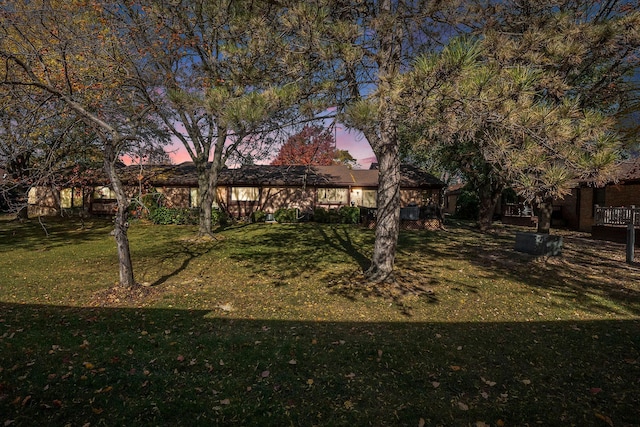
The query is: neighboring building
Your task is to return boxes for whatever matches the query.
[27,163,445,227]
[443,183,464,216]
[443,157,640,237]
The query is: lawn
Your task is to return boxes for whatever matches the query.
[0,216,638,426]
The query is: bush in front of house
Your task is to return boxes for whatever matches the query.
[313,207,329,223]
[252,210,266,223]
[314,206,359,224]
[210,208,229,227]
[455,189,479,220]
[274,207,298,223]
[150,206,199,225]
[314,207,339,223]
[339,206,360,224]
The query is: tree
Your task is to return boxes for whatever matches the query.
[402,2,639,233]
[441,1,640,233]
[119,0,304,236]
[271,125,337,166]
[311,0,453,283]
[333,149,357,168]
[0,0,167,287]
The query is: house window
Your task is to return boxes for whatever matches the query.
[93,186,117,200]
[231,187,259,201]
[190,188,199,208]
[362,190,377,208]
[60,188,84,208]
[317,188,348,204]
[28,187,37,204]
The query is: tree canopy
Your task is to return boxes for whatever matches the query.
[270,125,355,167]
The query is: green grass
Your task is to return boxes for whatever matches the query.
[0,216,639,426]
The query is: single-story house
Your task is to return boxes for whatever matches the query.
[444,157,640,239]
[27,163,445,227]
[502,158,640,242]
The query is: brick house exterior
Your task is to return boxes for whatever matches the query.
[27,163,445,225]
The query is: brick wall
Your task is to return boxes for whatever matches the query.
[606,184,640,207]
[577,187,593,231]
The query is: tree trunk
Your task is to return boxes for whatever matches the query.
[196,158,212,236]
[363,0,401,284]
[104,146,136,288]
[196,129,226,237]
[365,135,401,284]
[477,183,503,232]
[536,198,553,234]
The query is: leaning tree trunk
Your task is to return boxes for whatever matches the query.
[536,198,554,234]
[365,133,401,284]
[104,146,136,288]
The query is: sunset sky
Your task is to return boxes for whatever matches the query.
[166,125,377,170]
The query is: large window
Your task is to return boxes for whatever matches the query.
[60,187,84,208]
[93,186,117,200]
[190,188,199,208]
[317,188,348,204]
[231,187,259,202]
[362,190,377,208]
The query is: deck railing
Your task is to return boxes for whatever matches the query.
[594,205,640,227]
[503,203,534,217]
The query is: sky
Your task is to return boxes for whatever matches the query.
[167,125,378,170]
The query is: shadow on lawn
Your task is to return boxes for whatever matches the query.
[421,226,640,317]
[0,217,113,251]
[149,239,217,287]
[224,224,373,285]
[0,302,638,426]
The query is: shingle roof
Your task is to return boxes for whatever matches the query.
[78,162,445,189]
[616,158,640,183]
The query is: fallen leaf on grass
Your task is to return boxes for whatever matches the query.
[475,422,489,427]
[431,381,440,388]
[344,400,354,409]
[418,418,425,427]
[590,387,602,395]
[176,355,184,362]
[220,398,230,405]
[481,377,496,387]
[595,413,614,426]
[261,370,270,378]
[288,359,297,365]
[450,365,461,371]
[521,379,531,385]
[457,401,469,411]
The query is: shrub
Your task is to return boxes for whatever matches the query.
[150,207,199,225]
[252,210,266,223]
[274,208,298,223]
[211,208,229,227]
[339,206,360,224]
[314,207,328,223]
[455,189,479,220]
